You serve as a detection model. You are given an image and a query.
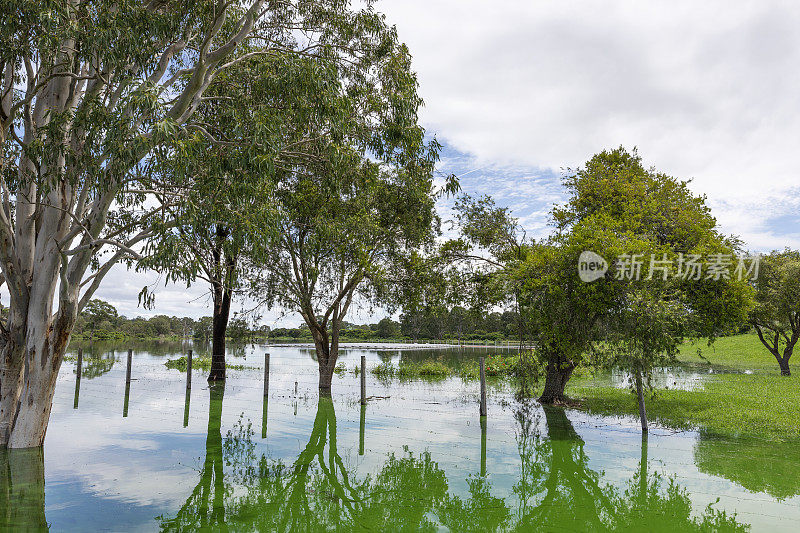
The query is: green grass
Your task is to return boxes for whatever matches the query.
[570,373,800,441]
[368,353,527,383]
[677,333,779,371]
[370,360,452,381]
[164,356,255,372]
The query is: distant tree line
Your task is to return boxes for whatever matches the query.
[268,308,521,342]
[72,300,268,342]
[72,298,523,343]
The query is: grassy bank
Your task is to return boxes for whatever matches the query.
[677,333,777,371]
[569,373,800,441]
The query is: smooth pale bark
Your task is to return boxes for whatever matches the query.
[0,1,266,448]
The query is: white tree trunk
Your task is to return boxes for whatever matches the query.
[0,2,267,449]
[0,275,75,448]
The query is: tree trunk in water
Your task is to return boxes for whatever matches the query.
[0,447,48,529]
[538,357,576,405]
[317,352,336,395]
[313,334,338,396]
[635,369,648,433]
[310,318,340,396]
[0,312,73,448]
[208,286,232,382]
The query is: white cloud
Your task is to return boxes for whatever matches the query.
[380,0,800,249]
[57,2,800,320]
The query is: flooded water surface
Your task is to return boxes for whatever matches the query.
[3,341,799,531]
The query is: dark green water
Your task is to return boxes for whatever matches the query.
[1,342,798,531]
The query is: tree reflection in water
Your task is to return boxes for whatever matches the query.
[0,448,48,531]
[0,388,754,532]
[507,402,748,533]
[158,393,749,532]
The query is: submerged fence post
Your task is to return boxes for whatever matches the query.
[186,349,192,390]
[125,349,133,385]
[123,382,131,418]
[262,396,269,439]
[360,355,366,405]
[76,347,83,380]
[479,356,487,417]
[73,348,83,409]
[183,388,191,428]
[480,416,487,476]
[359,404,366,455]
[263,353,270,397]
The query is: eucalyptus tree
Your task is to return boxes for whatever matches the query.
[0,0,391,448]
[256,152,442,392]
[748,250,800,376]
[144,10,430,380]
[139,53,285,381]
[252,41,448,394]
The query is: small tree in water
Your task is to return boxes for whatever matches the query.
[600,289,687,432]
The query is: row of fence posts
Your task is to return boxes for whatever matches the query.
[72,347,135,415]
[71,348,490,468]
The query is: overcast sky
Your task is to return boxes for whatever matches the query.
[93,0,800,324]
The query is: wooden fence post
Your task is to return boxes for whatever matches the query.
[73,348,83,409]
[183,388,190,428]
[360,355,366,405]
[263,353,270,397]
[359,404,366,455]
[262,396,269,439]
[479,356,487,417]
[123,382,131,418]
[480,416,487,476]
[76,348,83,380]
[186,349,192,390]
[125,349,132,385]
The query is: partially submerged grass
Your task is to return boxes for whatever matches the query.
[369,353,528,383]
[164,356,255,372]
[570,373,800,442]
[370,360,452,382]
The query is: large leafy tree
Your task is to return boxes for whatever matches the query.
[252,35,447,393]
[142,9,408,380]
[451,148,751,405]
[748,250,800,376]
[0,0,383,448]
[534,149,750,404]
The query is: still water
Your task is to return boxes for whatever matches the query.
[2,341,799,531]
